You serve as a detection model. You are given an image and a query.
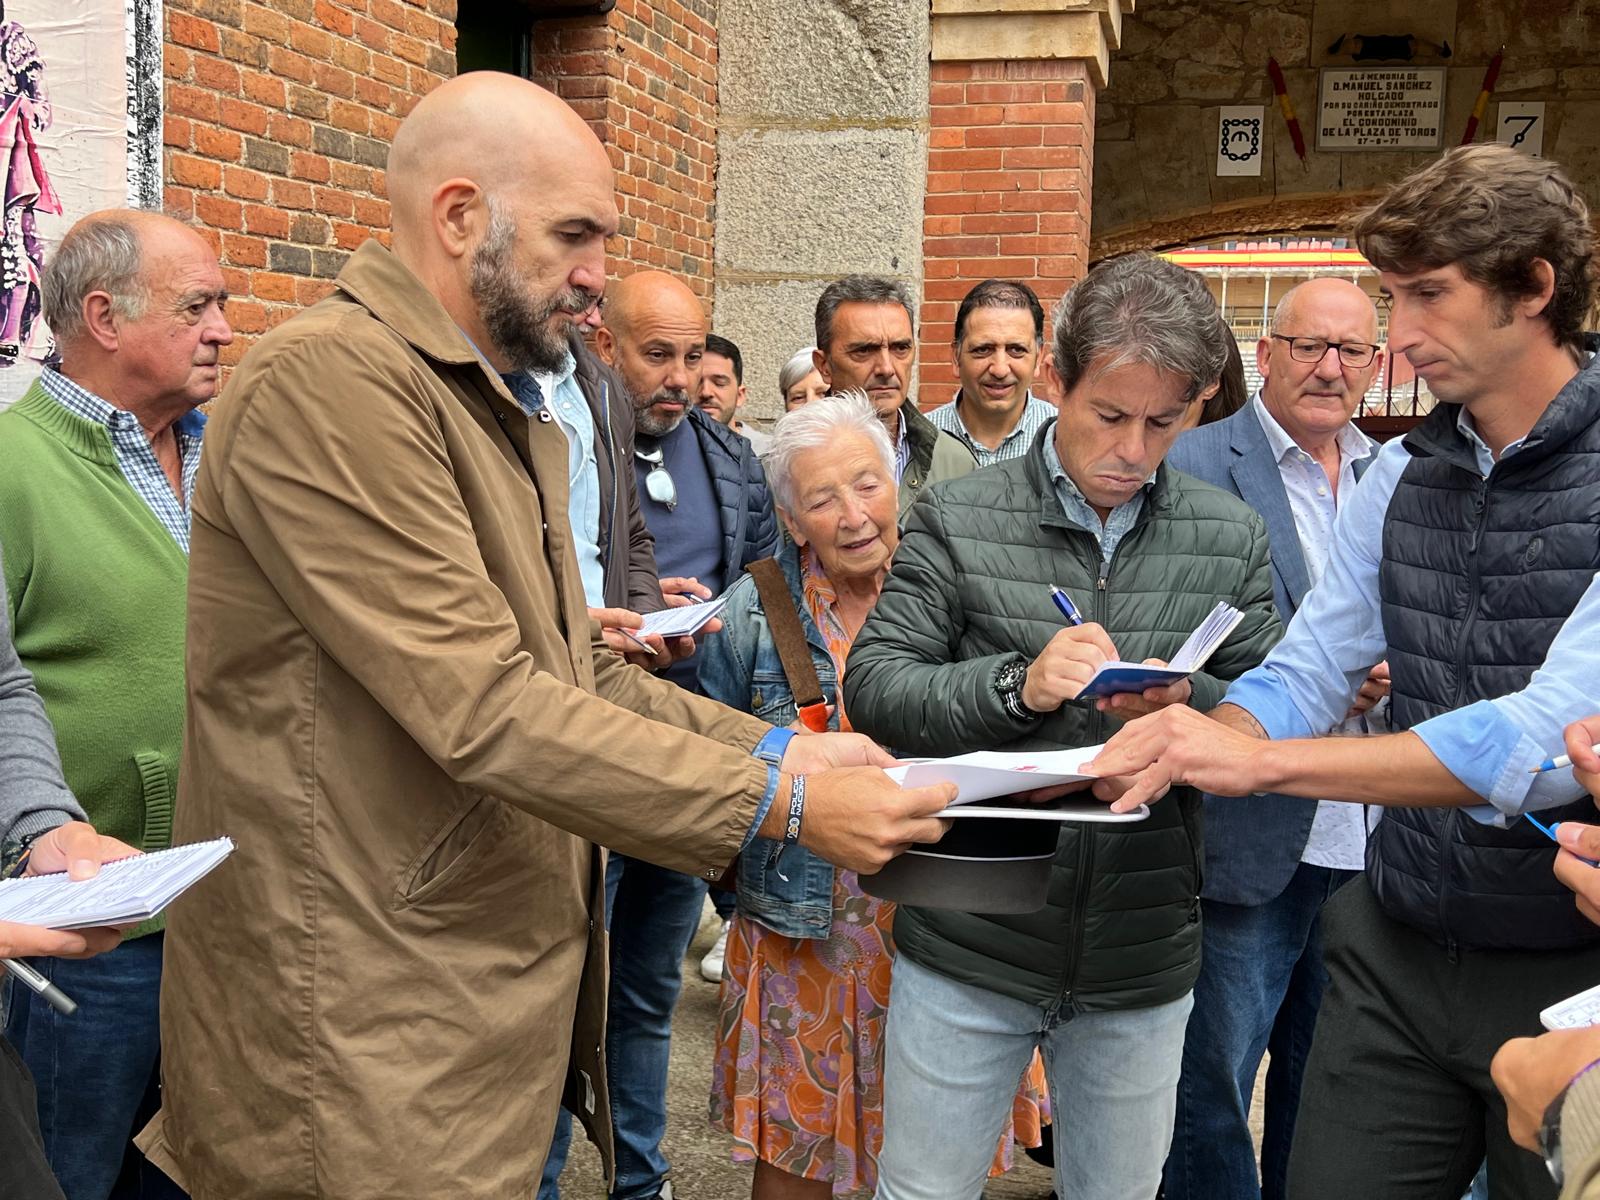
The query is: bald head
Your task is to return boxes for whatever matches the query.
[1271,277,1379,343]
[1258,276,1381,448]
[596,271,708,436]
[603,271,706,338]
[384,73,618,373]
[388,72,611,246]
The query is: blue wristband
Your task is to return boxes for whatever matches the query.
[753,727,797,768]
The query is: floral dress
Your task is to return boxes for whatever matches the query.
[709,547,1050,1193]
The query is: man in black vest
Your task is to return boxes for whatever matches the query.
[1092,144,1600,1197]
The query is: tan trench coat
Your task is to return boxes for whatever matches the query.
[137,241,775,1199]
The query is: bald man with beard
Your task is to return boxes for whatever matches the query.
[135,74,955,1200]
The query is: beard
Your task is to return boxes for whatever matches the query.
[634,385,691,437]
[470,204,597,375]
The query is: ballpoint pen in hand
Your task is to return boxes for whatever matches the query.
[1,957,76,1015]
[1530,743,1600,774]
[1049,586,1085,626]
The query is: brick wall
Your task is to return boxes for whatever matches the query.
[164,0,456,364]
[532,0,717,301]
[920,59,1095,408]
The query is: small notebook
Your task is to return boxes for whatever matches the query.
[0,837,234,931]
[1075,601,1247,700]
[638,594,730,640]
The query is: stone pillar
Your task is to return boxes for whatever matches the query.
[918,0,1127,408]
[712,0,929,422]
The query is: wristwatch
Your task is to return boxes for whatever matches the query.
[993,655,1043,722]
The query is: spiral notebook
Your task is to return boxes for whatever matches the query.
[0,837,234,930]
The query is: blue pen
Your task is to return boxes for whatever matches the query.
[1530,743,1600,773]
[1524,812,1600,866]
[1049,586,1085,626]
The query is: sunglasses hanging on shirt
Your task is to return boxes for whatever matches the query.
[634,447,677,512]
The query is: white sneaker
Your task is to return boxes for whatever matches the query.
[699,919,730,983]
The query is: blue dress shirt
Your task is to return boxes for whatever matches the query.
[1224,407,1593,823]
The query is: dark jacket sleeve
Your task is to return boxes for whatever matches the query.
[844,490,1039,755]
[744,448,781,566]
[1185,512,1283,711]
[609,369,665,615]
[0,542,88,845]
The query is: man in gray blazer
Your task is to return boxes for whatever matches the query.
[1162,278,1383,1200]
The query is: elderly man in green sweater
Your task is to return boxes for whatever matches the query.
[0,208,231,1200]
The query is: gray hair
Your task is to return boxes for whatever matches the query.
[778,347,818,398]
[814,275,915,351]
[41,218,148,344]
[1052,253,1224,405]
[764,390,896,513]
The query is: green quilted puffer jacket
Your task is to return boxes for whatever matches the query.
[844,422,1282,1013]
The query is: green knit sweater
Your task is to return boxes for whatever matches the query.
[0,382,191,935]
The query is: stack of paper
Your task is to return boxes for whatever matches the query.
[0,838,234,930]
[885,747,1148,822]
[1076,601,1246,699]
[639,594,730,639]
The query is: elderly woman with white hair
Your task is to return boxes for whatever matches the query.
[779,346,828,412]
[699,392,1047,1199]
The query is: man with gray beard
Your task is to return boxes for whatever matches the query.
[470,199,693,669]
[537,269,780,1200]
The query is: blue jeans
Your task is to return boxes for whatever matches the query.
[875,954,1192,1200]
[539,853,708,1200]
[1164,862,1356,1200]
[3,933,183,1200]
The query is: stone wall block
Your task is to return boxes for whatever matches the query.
[717,0,929,122]
[716,128,927,277]
[712,280,840,423]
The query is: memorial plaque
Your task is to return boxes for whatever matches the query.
[1317,67,1446,152]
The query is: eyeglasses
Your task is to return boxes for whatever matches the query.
[1270,334,1380,369]
[635,447,677,511]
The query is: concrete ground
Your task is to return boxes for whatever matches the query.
[553,905,1264,1200]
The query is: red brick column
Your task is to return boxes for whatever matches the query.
[919,59,1096,409]
[533,0,717,303]
[164,0,456,365]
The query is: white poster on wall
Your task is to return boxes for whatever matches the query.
[1216,106,1265,177]
[1317,67,1446,151]
[0,0,162,409]
[1497,102,1546,157]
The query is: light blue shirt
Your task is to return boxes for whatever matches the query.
[531,357,606,610]
[929,392,1055,468]
[892,409,911,482]
[38,367,205,554]
[1224,407,1593,824]
[1043,426,1153,569]
[1252,394,1377,869]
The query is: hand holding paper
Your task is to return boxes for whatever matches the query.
[1074,601,1245,700]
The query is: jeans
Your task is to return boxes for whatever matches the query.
[3,933,183,1200]
[874,954,1192,1200]
[539,853,708,1200]
[1286,876,1600,1199]
[1165,862,1356,1200]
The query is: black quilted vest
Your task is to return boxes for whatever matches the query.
[1374,354,1600,951]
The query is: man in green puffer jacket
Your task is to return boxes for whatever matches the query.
[844,253,1283,1200]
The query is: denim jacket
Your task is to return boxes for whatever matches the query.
[696,540,840,939]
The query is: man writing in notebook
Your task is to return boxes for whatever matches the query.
[1092,145,1600,1199]
[843,253,1281,1200]
[138,74,956,1200]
